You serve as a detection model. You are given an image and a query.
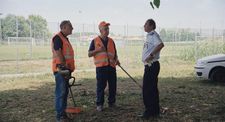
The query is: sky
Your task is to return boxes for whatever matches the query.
[1,0,225,29]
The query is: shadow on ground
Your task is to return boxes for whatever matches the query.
[1,76,225,122]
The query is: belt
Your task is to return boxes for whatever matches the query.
[144,61,159,67]
[53,72,58,75]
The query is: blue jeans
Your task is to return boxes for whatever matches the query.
[96,66,117,106]
[54,73,69,120]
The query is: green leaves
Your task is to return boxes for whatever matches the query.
[1,14,50,40]
[150,0,160,9]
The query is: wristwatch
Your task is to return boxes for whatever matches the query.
[150,53,154,57]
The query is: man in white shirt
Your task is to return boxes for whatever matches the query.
[140,19,164,119]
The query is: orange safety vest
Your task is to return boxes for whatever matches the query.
[51,32,75,72]
[93,36,117,68]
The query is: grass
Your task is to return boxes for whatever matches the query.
[179,40,225,61]
[0,40,224,74]
[1,41,225,121]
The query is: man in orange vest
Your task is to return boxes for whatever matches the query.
[88,21,120,111]
[51,20,75,121]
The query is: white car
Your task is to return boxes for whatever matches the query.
[194,54,225,82]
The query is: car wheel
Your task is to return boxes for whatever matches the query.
[210,67,225,82]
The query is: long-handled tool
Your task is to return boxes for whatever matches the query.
[56,65,82,118]
[65,76,82,119]
[68,77,80,107]
[118,65,142,89]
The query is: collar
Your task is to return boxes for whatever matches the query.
[147,30,155,35]
[99,36,108,41]
[60,31,67,38]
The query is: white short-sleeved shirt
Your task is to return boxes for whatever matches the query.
[142,30,162,65]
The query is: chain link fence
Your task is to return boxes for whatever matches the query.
[0,21,224,76]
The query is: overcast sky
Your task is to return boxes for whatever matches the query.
[1,0,225,29]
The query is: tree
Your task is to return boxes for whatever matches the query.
[2,15,30,38]
[28,15,48,39]
[2,14,17,40]
[1,14,51,41]
[159,29,167,41]
[17,16,30,37]
[150,0,160,9]
[159,28,196,42]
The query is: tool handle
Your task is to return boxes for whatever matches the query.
[68,76,75,87]
[69,87,76,107]
[118,65,142,89]
[68,76,82,87]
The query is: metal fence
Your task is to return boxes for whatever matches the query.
[0,21,224,76]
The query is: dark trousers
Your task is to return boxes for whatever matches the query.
[143,61,160,116]
[96,66,117,106]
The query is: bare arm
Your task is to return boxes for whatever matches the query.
[145,43,164,61]
[88,46,106,57]
[55,49,66,65]
[88,50,99,57]
[151,43,164,56]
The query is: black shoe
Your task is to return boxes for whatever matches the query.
[138,112,160,120]
[150,113,160,118]
[58,116,70,122]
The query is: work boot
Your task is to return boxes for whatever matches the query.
[56,115,69,122]
[96,105,103,111]
[59,118,69,122]
[56,118,69,122]
[138,111,160,120]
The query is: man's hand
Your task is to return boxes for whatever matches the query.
[145,54,154,62]
[88,46,106,57]
[95,46,106,53]
[116,60,120,66]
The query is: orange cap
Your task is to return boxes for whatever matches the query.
[98,21,110,29]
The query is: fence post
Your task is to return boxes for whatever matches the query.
[29,20,33,59]
[0,13,2,45]
[194,33,198,60]
[16,16,19,74]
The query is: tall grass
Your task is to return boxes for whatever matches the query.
[179,40,225,61]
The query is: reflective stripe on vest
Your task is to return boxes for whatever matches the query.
[93,36,116,67]
[95,52,108,57]
[51,32,75,72]
[94,58,108,65]
[107,52,114,59]
[52,46,72,59]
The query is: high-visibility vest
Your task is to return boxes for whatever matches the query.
[51,32,75,72]
[93,36,116,68]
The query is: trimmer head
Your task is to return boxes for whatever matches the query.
[65,107,81,114]
[65,107,82,119]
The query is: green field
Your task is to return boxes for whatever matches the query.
[0,41,225,121]
[0,40,224,74]
[0,41,194,74]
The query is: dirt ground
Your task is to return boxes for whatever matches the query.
[1,74,225,122]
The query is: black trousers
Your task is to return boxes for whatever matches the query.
[96,66,117,106]
[142,61,160,115]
